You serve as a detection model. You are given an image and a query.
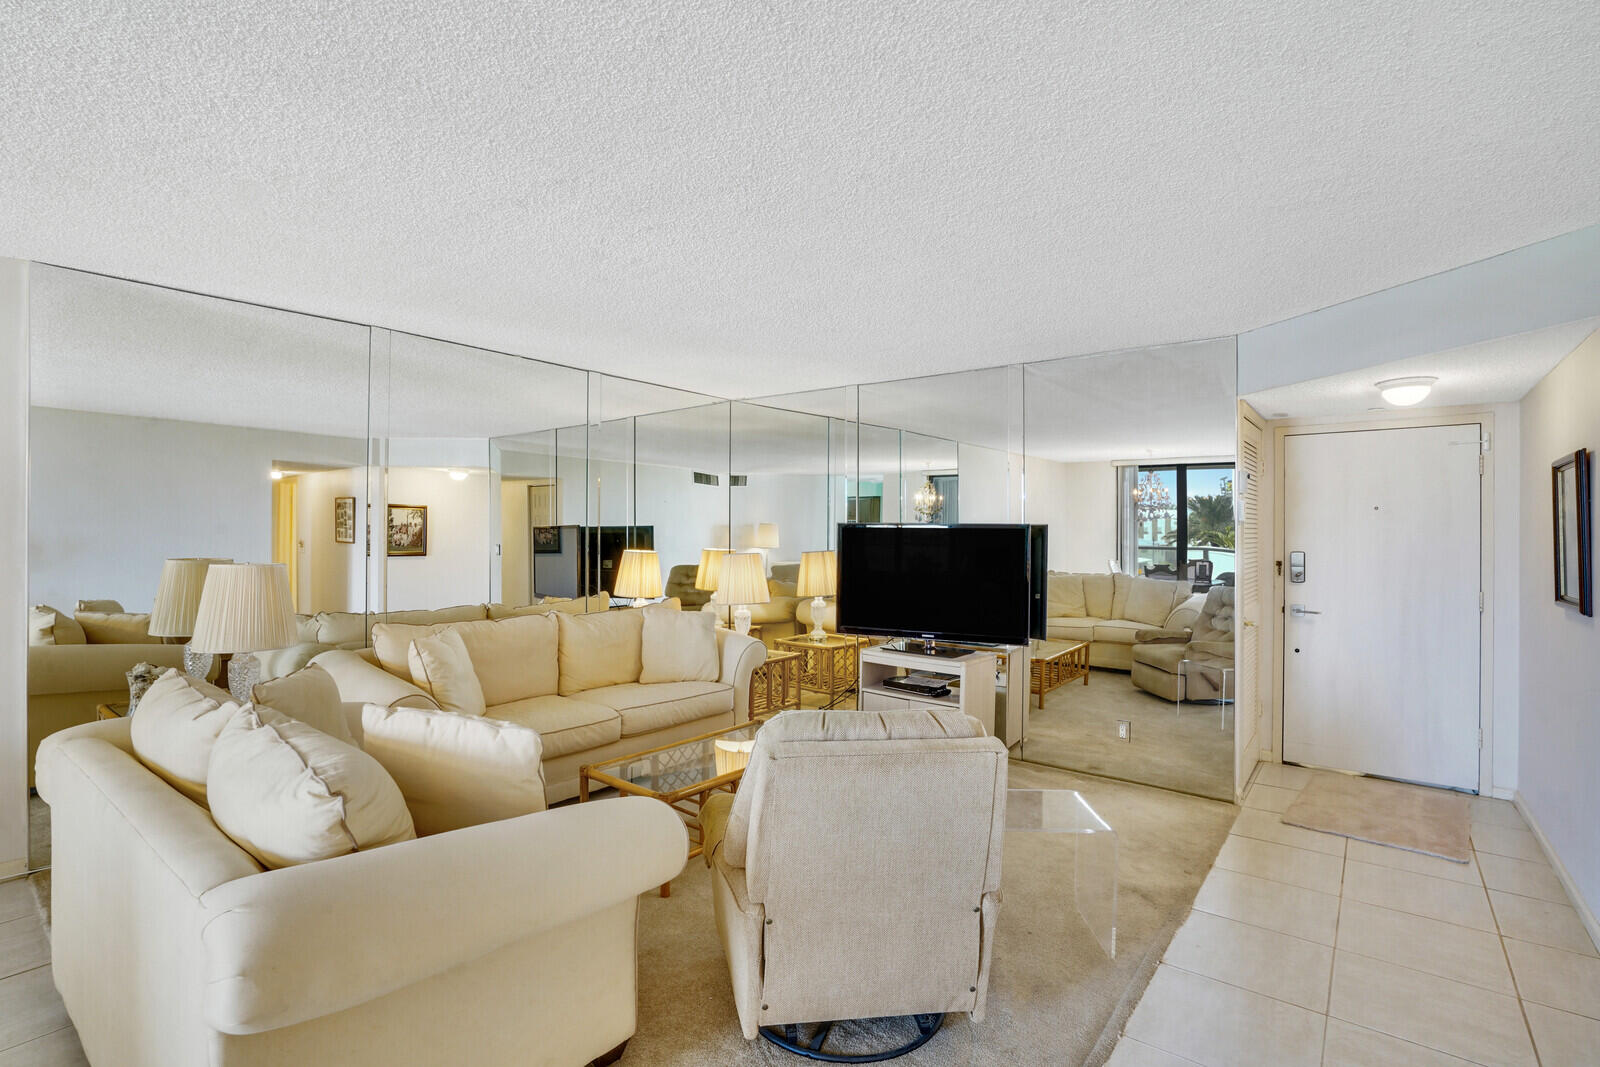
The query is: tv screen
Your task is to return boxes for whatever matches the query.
[836,523,1032,646]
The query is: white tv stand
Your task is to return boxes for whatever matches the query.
[858,644,998,736]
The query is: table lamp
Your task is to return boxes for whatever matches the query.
[189,563,296,702]
[696,548,730,594]
[796,549,838,641]
[614,548,663,607]
[714,552,770,635]
[149,557,232,678]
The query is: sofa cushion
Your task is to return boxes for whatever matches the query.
[382,604,487,627]
[768,579,798,599]
[1092,620,1147,646]
[1045,618,1098,643]
[557,609,644,695]
[75,611,160,645]
[1080,574,1114,619]
[28,605,86,646]
[252,663,355,744]
[310,611,368,647]
[75,599,124,613]
[640,604,719,684]
[129,668,241,806]
[581,681,734,737]
[207,705,416,868]
[1047,573,1086,618]
[486,601,554,620]
[407,630,487,717]
[488,695,622,758]
[447,614,560,704]
[1109,573,1133,619]
[1164,592,1208,632]
[1125,577,1181,627]
[360,704,546,835]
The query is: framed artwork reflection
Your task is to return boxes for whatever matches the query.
[387,504,428,557]
[334,496,356,544]
[532,525,563,554]
[1552,448,1592,617]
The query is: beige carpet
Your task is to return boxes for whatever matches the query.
[1280,772,1471,862]
[621,759,1235,1066]
[1017,669,1234,801]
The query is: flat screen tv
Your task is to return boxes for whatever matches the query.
[836,523,1032,646]
[1029,524,1049,641]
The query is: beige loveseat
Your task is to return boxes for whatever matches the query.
[1130,587,1236,702]
[36,716,686,1067]
[317,603,767,802]
[1044,572,1203,671]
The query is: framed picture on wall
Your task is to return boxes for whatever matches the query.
[1552,448,1592,616]
[333,496,356,544]
[387,504,428,557]
[532,525,562,554]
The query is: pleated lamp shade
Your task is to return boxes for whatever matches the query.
[696,548,730,591]
[796,550,838,598]
[753,523,781,549]
[713,552,771,606]
[614,549,663,600]
[149,557,232,638]
[190,563,296,654]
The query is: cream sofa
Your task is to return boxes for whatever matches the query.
[1044,572,1202,671]
[317,604,766,803]
[36,716,686,1067]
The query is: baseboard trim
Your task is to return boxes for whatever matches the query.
[1513,791,1600,955]
[1491,786,1516,801]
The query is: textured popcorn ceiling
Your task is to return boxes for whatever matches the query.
[5,2,1599,397]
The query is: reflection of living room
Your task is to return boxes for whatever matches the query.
[9,17,1600,1063]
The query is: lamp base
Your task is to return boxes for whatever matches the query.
[808,595,828,641]
[223,653,259,703]
[183,644,214,681]
[734,606,752,636]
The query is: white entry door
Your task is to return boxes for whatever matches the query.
[1282,425,1481,791]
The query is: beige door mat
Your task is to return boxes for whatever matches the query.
[1280,772,1471,863]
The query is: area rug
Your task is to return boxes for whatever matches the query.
[1280,772,1470,862]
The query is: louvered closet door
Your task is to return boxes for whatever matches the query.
[1235,411,1264,793]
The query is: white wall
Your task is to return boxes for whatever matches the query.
[293,468,366,613]
[1025,456,1118,573]
[1490,403,1520,796]
[1,260,29,875]
[735,473,833,569]
[957,444,1016,523]
[1517,330,1600,926]
[377,467,494,611]
[28,408,364,613]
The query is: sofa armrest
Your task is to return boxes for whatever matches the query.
[1134,628,1191,644]
[199,795,687,1035]
[715,629,766,722]
[310,649,440,710]
[28,644,187,696]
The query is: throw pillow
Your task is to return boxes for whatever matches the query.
[74,611,160,645]
[28,605,86,646]
[252,663,356,744]
[448,614,560,705]
[361,704,546,835]
[371,621,451,679]
[407,629,487,716]
[207,705,415,868]
[556,609,644,694]
[1047,573,1086,618]
[75,598,124,613]
[129,668,241,805]
[639,604,720,684]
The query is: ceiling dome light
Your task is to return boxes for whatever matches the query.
[448,468,469,481]
[270,469,284,480]
[1376,376,1437,407]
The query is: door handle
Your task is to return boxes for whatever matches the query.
[1289,605,1322,617]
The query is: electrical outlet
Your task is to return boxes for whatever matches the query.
[1116,720,1131,741]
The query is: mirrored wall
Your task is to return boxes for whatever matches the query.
[23,263,1241,871]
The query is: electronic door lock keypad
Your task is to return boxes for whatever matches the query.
[1288,551,1306,583]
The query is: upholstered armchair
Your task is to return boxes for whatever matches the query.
[1130,586,1236,702]
[700,710,1008,1058]
[663,564,712,608]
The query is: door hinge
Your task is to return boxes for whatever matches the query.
[1478,453,1485,476]
[1479,590,1484,613]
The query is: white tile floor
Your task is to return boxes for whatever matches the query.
[1109,764,1600,1067]
[0,881,83,1065]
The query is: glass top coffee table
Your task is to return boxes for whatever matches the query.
[578,719,763,896]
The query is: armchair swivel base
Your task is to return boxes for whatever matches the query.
[761,1014,945,1063]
